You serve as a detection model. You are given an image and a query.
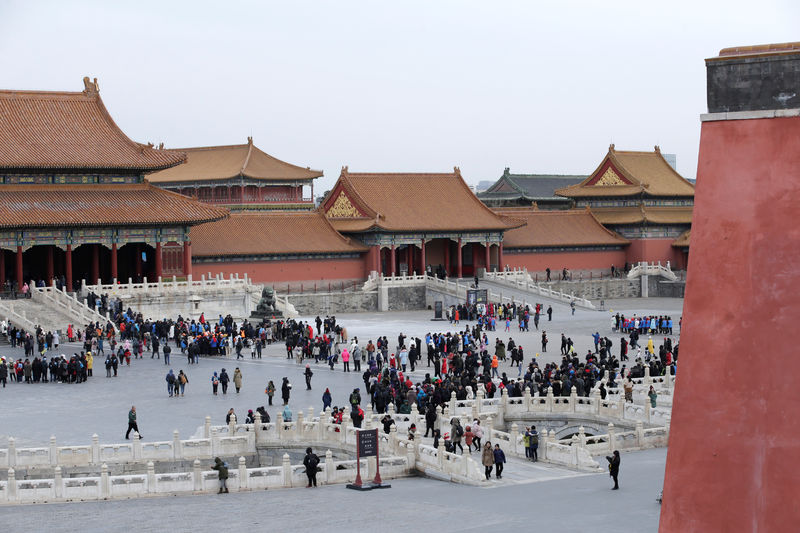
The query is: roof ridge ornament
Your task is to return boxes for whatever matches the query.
[82,76,99,96]
[609,143,615,152]
[654,145,661,153]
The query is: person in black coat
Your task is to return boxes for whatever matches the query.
[606,450,621,489]
[219,368,230,394]
[281,377,292,405]
[303,447,320,487]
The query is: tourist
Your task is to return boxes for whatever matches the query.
[233,367,243,393]
[349,388,361,410]
[125,405,141,439]
[219,368,230,394]
[472,419,483,451]
[623,379,634,403]
[464,425,474,453]
[166,369,176,397]
[342,346,350,372]
[408,423,417,440]
[541,331,548,352]
[424,403,437,437]
[547,306,552,321]
[178,369,188,396]
[493,444,506,479]
[526,426,538,461]
[304,364,313,390]
[648,385,657,408]
[211,372,219,395]
[226,408,237,424]
[481,442,494,480]
[281,377,292,405]
[606,450,621,489]
[303,447,320,488]
[211,457,229,494]
[450,417,464,454]
[282,404,292,422]
[266,380,276,405]
[322,388,332,410]
[163,343,171,365]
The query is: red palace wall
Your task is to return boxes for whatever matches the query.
[659,115,800,531]
[504,248,627,272]
[195,256,366,284]
[624,239,686,269]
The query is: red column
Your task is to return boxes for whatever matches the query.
[65,244,73,292]
[420,239,426,275]
[45,246,54,284]
[15,246,23,290]
[155,242,163,279]
[372,245,380,275]
[444,240,450,276]
[111,242,118,281]
[134,244,142,280]
[390,245,396,276]
[498,242,504,271]
[485,242,491,273]
[457,238,463,278]
[91,244,100,284]
[183,241,192,278]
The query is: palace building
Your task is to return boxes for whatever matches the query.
[554,145,694,268]
[0,78,228,291]
[478,168,584,209]
[147,138,320,210]
[321,167,521,278]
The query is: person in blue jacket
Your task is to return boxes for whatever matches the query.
[493,444,507,479]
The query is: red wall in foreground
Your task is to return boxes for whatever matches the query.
[505,249,627,271]
[659,116,800,531]
[195,256,366,283]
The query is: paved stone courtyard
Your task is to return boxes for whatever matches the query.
[0,296,680,530]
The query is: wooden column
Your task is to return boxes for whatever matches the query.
[45,246,54,284]
[485,241,491,273]
[110,243,118,281]
[183,241,192,278]
[420,239,426,275]
[444,240,450,276]
[134,244,142,280]
[91,244,100,284]
[15,246,23,290]
[457,238,463,279]
[498,242,504,271]
[65,244,73,292]
[390,245,396,276]
[155,242,163,280]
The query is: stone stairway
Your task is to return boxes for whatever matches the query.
[0,296,87,334]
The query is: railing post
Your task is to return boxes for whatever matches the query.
[510,423,519,455]
[55,465,64,499]
[211,427,219,457]
[147,461,156,493]
[49,435,58,465]
[173,430,182,459]
[193,459,202,492]
[324,450,334,484]
[282,453,292,487]
[636,420,645,448]
[608,423,616,453]
[238,456,247,490]
[570,386,577,413]
[91,434,100,464]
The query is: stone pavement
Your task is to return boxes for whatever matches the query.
[0,298,682,449]
[2,447,667,533]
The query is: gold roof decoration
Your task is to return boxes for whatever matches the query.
[326,191,361,218]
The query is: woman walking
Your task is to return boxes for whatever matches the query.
[266,380,275,405]
[211,372,219,395]
[481,441,494,480]
[233,367,243,394]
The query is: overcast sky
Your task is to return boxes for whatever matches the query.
[2,1,798,192]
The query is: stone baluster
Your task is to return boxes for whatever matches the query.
[570,435,579,466]
[324,450,334,485]
[539,428,549,461]
[8,437,16,468]
[211,427,219,457]
[578,426,586,447]
[410,403,419,428]
[238,456,247,491]
[276,413,285,440]
[546,386,554,412]
[282,453,292,488]
[501,386,509,414]
[319,408,331,440]
[133,433,143,460]
[450,391,458,414]
[523,387,531,412]
[146,461,156,493]
[91,434,100,465]
[437,442,446,469]
[485,416,494,441]
[665,419,671,438]
[254,412,262,441]
[607,423,616,453]
[618,394,625,420]
[592,387,602,414]
[307,407,315,421]
[435,405,444,433]
[193,459,202,492]
[645,399,651,423]
[49,435,58,465]
[340,408,350,443]
[228,414,237,436]
[387,402,396,418]
[406,440,417,471]
[6,468,16,502]
[296,411,305,439]
[204,416,211,439]
[54,465,64,499]
[476,389,484,415]
[636,420,645,448]
[389,424,398,454]
[510,423,519,455]
[644,365,652,386]
[570,386,578,413]
[173,430,182,460]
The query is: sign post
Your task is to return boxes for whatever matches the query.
[347,428,391,491]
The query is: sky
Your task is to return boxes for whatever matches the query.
[1,0,798,193]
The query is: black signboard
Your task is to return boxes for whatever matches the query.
[434,301,443,319]
[358,429,378,457]
[467,289,488,306]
